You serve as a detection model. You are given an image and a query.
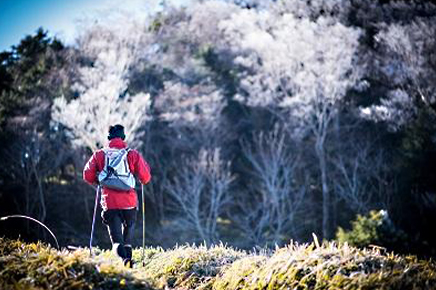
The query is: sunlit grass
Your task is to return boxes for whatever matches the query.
[1,238,436,289]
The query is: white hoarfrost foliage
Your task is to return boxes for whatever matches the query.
[272,0,350,20]
[155,81,226,130]
[220,9,362,238]
[374,23,419,86]
[221,11,362,134]
[148,0,237,80]
[362,19,436,130]
[187,0,237,45]
[360,89,416,131]
[52,24,151,150]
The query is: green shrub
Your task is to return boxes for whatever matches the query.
[336,210,408,250]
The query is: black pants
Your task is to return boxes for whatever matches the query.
[101,209,136,259]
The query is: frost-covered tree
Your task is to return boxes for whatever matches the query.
[88,3,236,234]
[360,18,436,130]
[52,24,151,150]
[146,0,237,83]
[154,80,228,149]
[332,139,390,214]
[236,125,306,245]
[360,89,416,131]
[154,80,231,239]
[271,0,350,22]
[221,9,363,238]
[165,148,233,243]
[156,81,225,130]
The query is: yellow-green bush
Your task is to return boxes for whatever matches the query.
[336,210,408,250]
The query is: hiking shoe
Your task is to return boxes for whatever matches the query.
[112,243,127,259]
[123,258,134,268]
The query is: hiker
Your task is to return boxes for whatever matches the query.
[83,124,151,267]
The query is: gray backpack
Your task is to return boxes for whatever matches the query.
[98,148,136,191]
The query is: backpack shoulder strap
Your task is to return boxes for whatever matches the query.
[101,148,109,170]
[124,148,132,173]
[102,147,122,167]
[124,148,132,158]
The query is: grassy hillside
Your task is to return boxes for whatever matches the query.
[1,238,436,290]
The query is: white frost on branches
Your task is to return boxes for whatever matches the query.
[147,0,236,80]
[361,19,436,130]
[374,22,425,86]
[220,9,362,238]
[155,81,226,130]
[221,11,362,137]
[52,24,151,150]
[360,89,416,131]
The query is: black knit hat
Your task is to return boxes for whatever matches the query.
[108,124,126,140]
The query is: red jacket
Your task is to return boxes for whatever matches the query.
[83,138,151,210]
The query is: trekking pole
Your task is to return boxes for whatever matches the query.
[141,183,146,266]
[90,185,100,256]
[0,215,60,250]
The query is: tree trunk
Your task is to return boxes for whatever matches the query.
[32,162,46,223]
[316,141,330,239]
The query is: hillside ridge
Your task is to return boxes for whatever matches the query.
[1,238,436,289]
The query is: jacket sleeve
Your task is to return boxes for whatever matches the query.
[132,151,151,184]
[83,152,99,185]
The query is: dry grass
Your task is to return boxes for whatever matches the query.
[1,238,435,289]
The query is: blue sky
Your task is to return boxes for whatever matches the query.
[0,0,189,51]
